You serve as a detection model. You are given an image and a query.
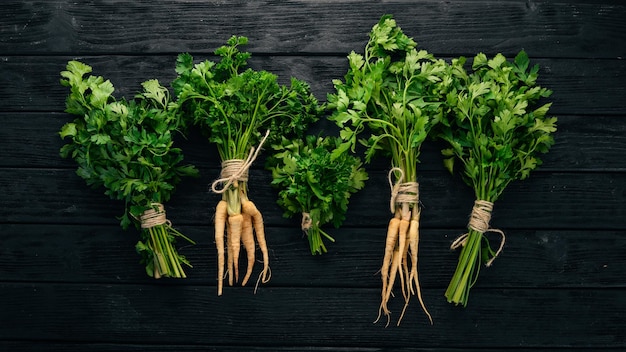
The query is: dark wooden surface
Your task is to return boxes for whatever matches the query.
[1,1,625,350]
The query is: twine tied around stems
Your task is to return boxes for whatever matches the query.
[211,130,270,194]
[140,203,170,229]
[450,200,506,267]
[301,212,313,232]
[388,167,419,214]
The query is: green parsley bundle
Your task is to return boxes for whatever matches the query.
[59,61,198,278]
[438,51,557,306]
[172,36,322,294]
[269,135,368,255]
[327,15,452,325]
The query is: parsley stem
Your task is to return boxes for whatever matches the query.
[162,225,183,278]
[445,228,482,306]
[148,227,168,277]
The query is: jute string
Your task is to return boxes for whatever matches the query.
[388,167,419,213]
[450,200,506,267]
[140,203,170,229]
[301,212,313,232]
[211,130,270,194]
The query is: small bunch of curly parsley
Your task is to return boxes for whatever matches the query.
[269,135,368,255]
[59,61,198,278]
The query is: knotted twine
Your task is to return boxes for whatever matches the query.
[211,130,270,194]
[388,167,419,214]
[140,203,170,229]
[450,200,506,267]
[301,212,313,232]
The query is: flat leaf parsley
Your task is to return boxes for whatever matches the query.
[438,51,557,306]
[59,61,198,278]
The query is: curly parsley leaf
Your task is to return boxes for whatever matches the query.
[269,135,368,255]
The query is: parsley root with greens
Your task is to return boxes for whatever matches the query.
[438,51,557,307]
[269,135,368,255]
[328,15,451,325]
[59,61,199,279]
[172,36,322,295]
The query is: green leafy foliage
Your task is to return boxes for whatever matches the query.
[172,35,323,161]
[437,51,557,306]
[327,14,452,183]
[327,15,448,323]
[439,51,556,201]
[269,135,368,255]
[59,61,198,278]
[171,36,323,288]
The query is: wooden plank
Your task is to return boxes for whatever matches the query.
[1,168,624,229]
[0,342,617,352]
[2,112,625,172]
[1,55,625,116]
[1,283,624,348]
[1,224,624,289]
[1,1,624,58]
[0,112,73,168]
[544,115,626,171]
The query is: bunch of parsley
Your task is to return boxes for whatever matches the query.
[59,61,198,278]
[327,15,451,324]
[172,36,322,291]
[269,135,368,255]
[438,51,557,306]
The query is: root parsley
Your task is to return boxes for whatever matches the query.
[172,36,322,294]
[328,15,452,325]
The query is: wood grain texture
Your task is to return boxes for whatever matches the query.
[0,341,619,352]
[1,224,623,289]
[0,345,620,352]
[1,283,624,348]
[2,0,624,58]
[1,0,625,350]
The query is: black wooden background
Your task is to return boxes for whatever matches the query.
[1,1,625,351]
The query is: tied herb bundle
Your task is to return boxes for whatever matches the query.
[269,135,368,255]
[328,15,451,325]
[59,61,198,278]
[438,51,557,306]
[173,36,322,295]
